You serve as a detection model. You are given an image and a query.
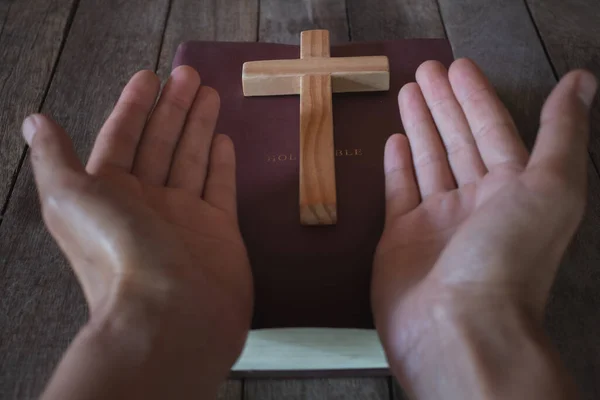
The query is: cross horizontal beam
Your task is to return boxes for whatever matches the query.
[242,56,389,96]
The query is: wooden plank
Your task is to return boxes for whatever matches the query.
[437,0,600,398]
[526,0,600,182]
[0,0,77,216]
[0,1,10,33]
[248,0,390,397]
[346,0,445,40]
[218,380,243,400]
[245,378,390,400]
[391,379,408,400]
[155,1,258,397]
[156,0,258,79]
[0,0,169,397]
[259,0,348,45]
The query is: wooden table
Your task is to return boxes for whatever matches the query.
[1,0,599,398]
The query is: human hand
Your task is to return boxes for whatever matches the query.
[373,59,596,398]
[25,67,252,398]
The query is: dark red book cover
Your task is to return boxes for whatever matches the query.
[173,40,454,330]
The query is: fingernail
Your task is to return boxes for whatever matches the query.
[577,72,597,108]
[215,133,233,149]
[22,115,38,145]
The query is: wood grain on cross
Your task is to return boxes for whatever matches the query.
[242,30,389,225]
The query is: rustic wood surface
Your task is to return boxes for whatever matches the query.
[346,0,445,40]
[1,0,599,398]
[0,0,77,216]
[156,0,259,79]
[259,0,349,45]
[245,378,390,400]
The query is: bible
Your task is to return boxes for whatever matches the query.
[173,38,454,377]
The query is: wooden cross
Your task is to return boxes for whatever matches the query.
[242,30,389,225]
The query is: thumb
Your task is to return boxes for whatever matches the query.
[527,70,597,191]
[22,114,85,200]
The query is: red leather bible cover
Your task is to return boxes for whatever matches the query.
[173,40,454,330]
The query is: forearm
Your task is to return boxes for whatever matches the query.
[42,283,246,400]
[386,302,577,400]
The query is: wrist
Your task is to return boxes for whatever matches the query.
[43,272,250,400]
[84,277,248,395]
[382,297,576,399]
[90,269,251,352]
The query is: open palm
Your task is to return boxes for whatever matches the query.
[26,67,252,377]
[372,59,592,365]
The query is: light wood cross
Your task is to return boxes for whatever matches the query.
[242,30,389,225]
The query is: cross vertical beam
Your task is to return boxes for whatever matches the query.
[299,30,336,225]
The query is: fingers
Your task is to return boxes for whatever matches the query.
[167,86,220,194]
[416,61,486,185]
[22,114,85,199]
[86,70,160,175]
[133,66,201,185]
[449,59,529,172]
[399,83,455,198]
[204,134,237,218]
[527,70,597,190]
[383,134,420,219]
